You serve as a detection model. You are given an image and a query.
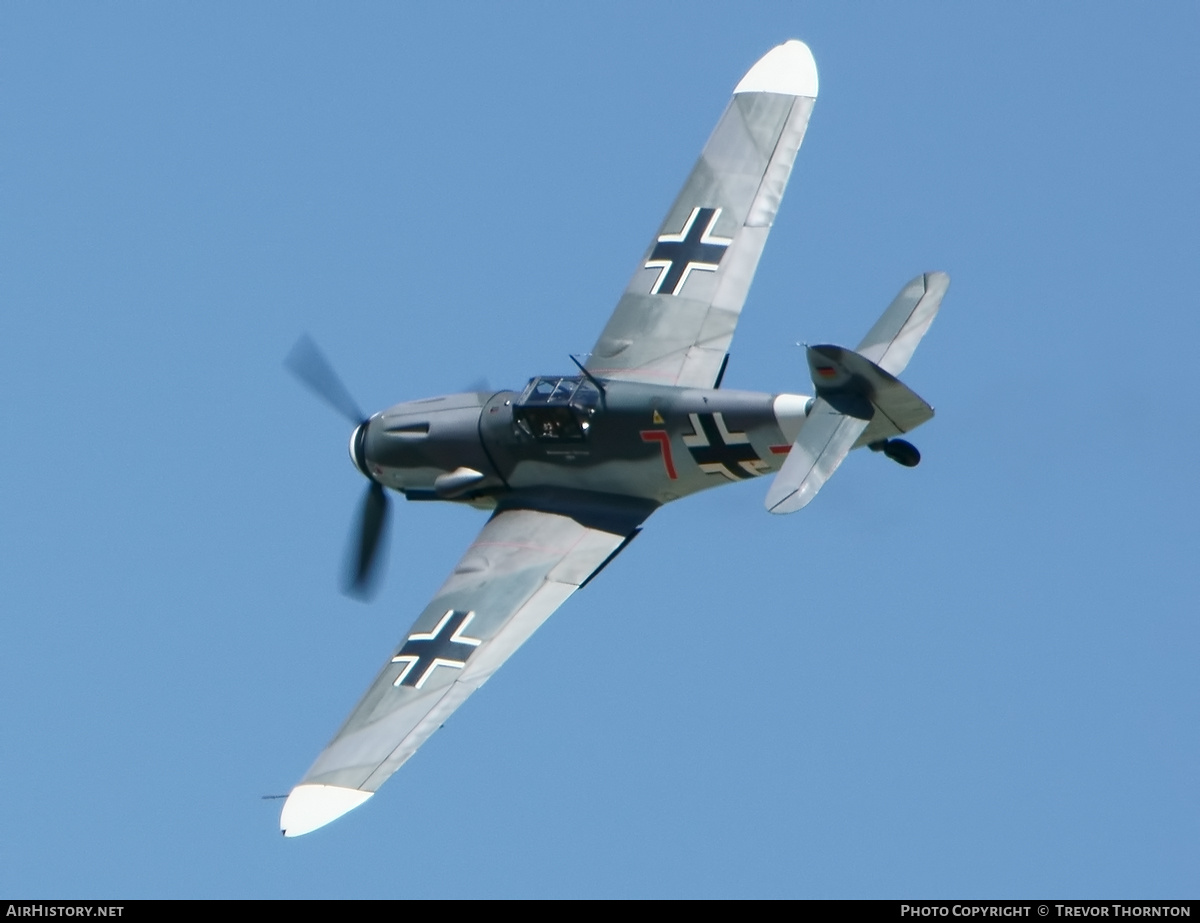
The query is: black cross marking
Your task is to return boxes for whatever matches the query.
[645,207,732,296]
[391,609,482,689]
[682,412,764,480]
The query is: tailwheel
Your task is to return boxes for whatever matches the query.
[869,438,921,468]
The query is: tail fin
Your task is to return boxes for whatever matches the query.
[809,344,935,449]
[764,272,948,514]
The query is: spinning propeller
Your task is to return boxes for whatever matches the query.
[285,335,390,600]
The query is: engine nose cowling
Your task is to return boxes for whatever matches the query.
[359,391,511,499]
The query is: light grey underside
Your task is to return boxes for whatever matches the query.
[297,503,644,793]
[586,90,816,389]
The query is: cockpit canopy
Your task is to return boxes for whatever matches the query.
[513,376,602,442]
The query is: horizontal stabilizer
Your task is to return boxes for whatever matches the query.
[765,397,870,514]
[855,272,949,376]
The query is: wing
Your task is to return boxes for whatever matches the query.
[585,40,818,389]
[280,492,653,836]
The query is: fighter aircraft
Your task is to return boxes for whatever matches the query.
[280,39,948,836]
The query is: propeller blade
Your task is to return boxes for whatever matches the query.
[285,334,365,425]
[343,481,390,600]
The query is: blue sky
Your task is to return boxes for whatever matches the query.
[2,2,1197,898]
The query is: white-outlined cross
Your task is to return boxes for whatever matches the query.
[391,609,483,689]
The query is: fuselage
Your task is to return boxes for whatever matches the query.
[352,376,813,509]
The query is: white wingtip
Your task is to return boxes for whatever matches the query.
[734,40,818,98]
[280,784,373,837]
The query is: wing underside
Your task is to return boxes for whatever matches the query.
[281,494,651,836]
[586,40,818,389]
